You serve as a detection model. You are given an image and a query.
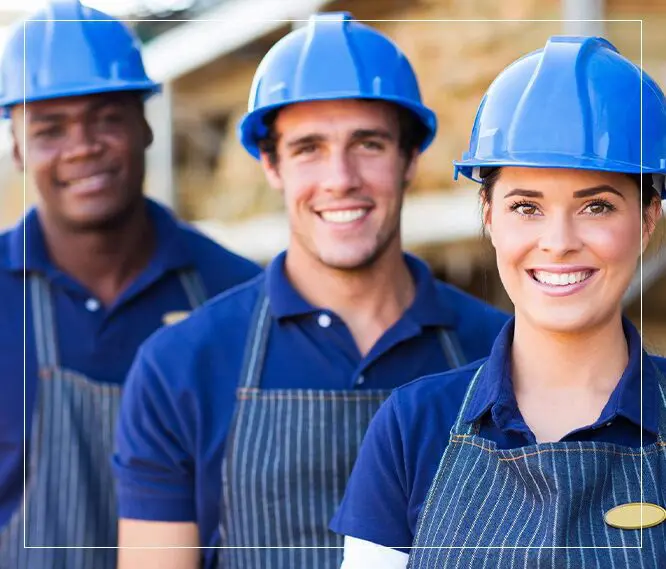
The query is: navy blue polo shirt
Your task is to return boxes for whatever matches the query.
[0,198,260,530]
[329,318,665,550]
[113,251,508,566]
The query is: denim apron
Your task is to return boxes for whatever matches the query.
[0,270,207,569]
[408,358,666,569]
[218,289,467,569]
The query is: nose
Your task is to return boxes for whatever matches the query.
[538,212,583,257]
[60,122,104,161]
[321,149,361,195]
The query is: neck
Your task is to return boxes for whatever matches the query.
[510,311,629,443]
[38,201,156,305]
[284,241,415,355]
[512,311,628,395]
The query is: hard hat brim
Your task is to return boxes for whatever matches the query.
[1,81,161,119]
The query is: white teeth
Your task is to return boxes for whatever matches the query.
[67,173,108,186]
[319,209,367,223]
[532,270,592,286]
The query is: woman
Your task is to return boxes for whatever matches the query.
[330,35,666,568]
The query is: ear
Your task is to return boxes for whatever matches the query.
[143,118,154,149]
[403,149,420,188]
[642,198,663,253]
[259,152,283,191]
[11,121,24,171]
[482,197,494,244]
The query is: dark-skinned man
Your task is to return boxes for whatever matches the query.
[0,2,260,568]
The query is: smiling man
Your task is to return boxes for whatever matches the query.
[0,3,260,569]
[114,13,508,569]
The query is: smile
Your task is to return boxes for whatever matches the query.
[60,171,116,194]
[529,269,595,286]
[318,208,369,224]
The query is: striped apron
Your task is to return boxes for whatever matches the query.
[218,290,466,569]
[408,359,666,569]
[0,270,207,569]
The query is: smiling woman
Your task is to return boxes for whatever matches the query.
[481,167,658,339]
[331,35,666,569]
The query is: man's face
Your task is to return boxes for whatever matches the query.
[261,99,418,271]
[12,92,153,231]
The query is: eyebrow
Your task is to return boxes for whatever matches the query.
[285,134,325,149]
[503,184,625,200]
[28,99,126,125]
[350,128,394,141]
[285,128,394,149]
[29,112,66,124]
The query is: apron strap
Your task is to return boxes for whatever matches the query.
[178,268,208,309]
[238,286,271,390]
[30,273,59,370]
[451,364,485,436]
[437,328,466,369]
[649,354,666,441]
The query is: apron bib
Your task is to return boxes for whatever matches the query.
[218,289,466,569]
[0,270,207,569]
[408,359,666,569]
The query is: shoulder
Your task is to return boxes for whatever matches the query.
[649,354,666,375]
[0,225,15,270]
[433,279,508,321]
[389,358,486,439]
[143,274,263,354]
[0,227,22,304]
[132,274,264,391]
[175,220,262,281]
[433,280,510,360]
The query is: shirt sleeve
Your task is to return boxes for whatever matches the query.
[329,393,412,549]
[112,342,197,522]
[340,536,409,569]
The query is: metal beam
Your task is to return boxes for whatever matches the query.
[142,0,330,83]
[624,249,666,306]
[562,0,605,37]
[144,81,176,208]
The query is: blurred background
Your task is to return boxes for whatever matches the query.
[0,0,664,351]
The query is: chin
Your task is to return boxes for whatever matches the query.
[62,202,135,232]
[519,305,614,335]
[316,247,381,271]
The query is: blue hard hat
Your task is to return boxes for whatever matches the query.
[0,0,160,118]
[453,36,666,197]
[238,12,437,159]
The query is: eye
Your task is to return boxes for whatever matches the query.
[97,109,126,127]
[102,112,123,123]
[33,126,62,139]
[359,139,384,151]
[293,143,317,156]
[583,200,616,216]
[510,200,541,217]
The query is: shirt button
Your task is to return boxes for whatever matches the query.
[85,298,100,312]
[317,313,332,328]
[356,375,365,386]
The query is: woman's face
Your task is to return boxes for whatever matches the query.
[485,167,661,334]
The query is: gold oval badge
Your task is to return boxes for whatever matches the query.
[604,502,666,530]
[162,311,191,326]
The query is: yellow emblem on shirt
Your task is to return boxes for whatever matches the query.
[604,502,666,530]
[162,311,191,326]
